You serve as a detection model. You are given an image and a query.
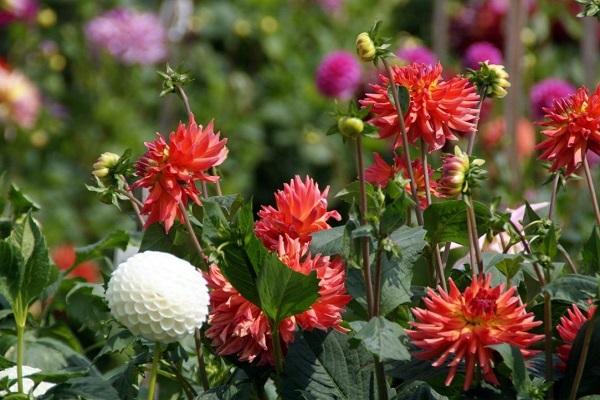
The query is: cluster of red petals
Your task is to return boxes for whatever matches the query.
[359,63,480,152]
[364,153,437,209]
[204,236,350,365]
[556,303,597,370]
[407,275,543,390]
[255,175,341,250]
[133,115,228,232]
[537,86,600,175]
[51,244,101,283]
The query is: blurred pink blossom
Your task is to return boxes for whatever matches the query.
[463,41,503,69]
[0,0,38,26]
[397,46,438,66]
[0,62,41,129]
[530,78,576,119]
[315,51,361,99]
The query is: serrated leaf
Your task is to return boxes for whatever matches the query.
[65,283,110,331]
[543,275,598,308]
[38,376,120,400]
[424,200,491,246]
[309,226,346,256]
[394,381,448,400]
[8,184,40,217]
[352,317,410,361]
[75,230,129,265]
[489,344,530,394]
[582,226,600,274]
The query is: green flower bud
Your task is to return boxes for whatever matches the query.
[467,62,511,99]
[356,32,376,62]
[337,117,364,138]
[438,146,487,197]
[92,152,120,178]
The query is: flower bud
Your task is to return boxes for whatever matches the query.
[92,152,120,178]
[337,116,364,138]
[438,146,487,198]
[467,62,511,99]
[356,32,376,62]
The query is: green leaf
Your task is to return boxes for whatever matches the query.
[75,230,129,265]
[201,198,229,241]
[424,200,491,246]
[582,226,600,274]
[282,330,378,400]
[543,275,598,308]
[309,226,346,256]
[482,253,524,287]
[257,251,319,323]
[522,202,542,226]
[197,369,252,400]
[8,184,40,217]
[0,241,22,304]
[352,317,410,361]
[488,344,530,394]
[394,381,448,400]
[65,283,110,331]
[39,377,120,400]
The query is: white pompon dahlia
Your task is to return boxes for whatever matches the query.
[105,251,210,343]
[0,366,56,397]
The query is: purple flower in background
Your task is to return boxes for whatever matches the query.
[0,0,38,26]
[315,51,361,99]
[463,41,503,69]
[397,46,438,66]
[530,78,576,118]
[85,8,167,65]
[316,0,343,13]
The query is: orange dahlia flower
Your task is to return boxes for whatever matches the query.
[51,244,101,283]
[359,63,480,151]
[407,275,543,390]
[537,86,600,175]
[133,115,228,231]
[205,236,350,365]
[255,175,341,250]
[556,303,597,370]
[364,153,437,209]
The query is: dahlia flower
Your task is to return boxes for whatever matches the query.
[255,175,341,250]
[85,8,167,65]
[0,366,55,397]
[205,236,350,365]
[556,303,597,370]
[463,41,503,69]
[364,153,437,209]
[360,63,480,151]
[537,86,600,175]
[0,0,37,26]
[133,115,228,231]
[105,251,210,343]
[530,78,575,119]
[316,0,343,13]
[397,46,438,66]
[0,62,40,129]
[315,51,361,99]
[407,275,543,390]
[52,244,101,283]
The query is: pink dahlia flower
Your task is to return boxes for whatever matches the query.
[315,51,361,99]
[85,8,168,65]
[463,41,503,69]
[530,78,575,119]
[397,46,438,66]
[0,62,41,129]
[0,0,37,26]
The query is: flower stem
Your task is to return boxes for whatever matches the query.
[271,321,284,376]
[583,157,600,226]
[543,291,554,396]
[558,244,578,274]
[355,136,375,317]
[569,312,598,400]
[15,312,25,394]
[508,220,546,285]
[548,173,560,221]
[372,242,384,317]
[374,356,388,400]
[147,344,162,400]
[465,196,483,276]
[465,212,478,275]
[421,140,447,291]
[194,329,210,391]
[177,202,207,271]
[466,93,486,156]
[382,58,423,226]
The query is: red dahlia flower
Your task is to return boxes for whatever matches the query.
[364,153,437,209]
[255,175,341,250]
[556,303,597,370]
[204,236,350,365]
[133,115,228,232]
[407,275,542,390]
[51,244,101,283]
[537,86,600,175]
[359,63,480,151]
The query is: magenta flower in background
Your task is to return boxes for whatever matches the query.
[85,8,168,65]
[463,41,503,69]
[397,46,438,66]
[0,0,38,26]
[0,63,41,129]
[316,0,343,13]
[315,51,361,99]
[530,78,576,118]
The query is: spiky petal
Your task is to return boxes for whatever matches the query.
[407,275,543,390]
[360,62,480,151]
[556,303,597,370]
[255,175,341,250]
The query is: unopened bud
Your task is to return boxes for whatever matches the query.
[337,117,364,138]
[356,32,376,62]
[92,152,120,178]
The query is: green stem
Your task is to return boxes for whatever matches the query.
[583,157,600,226]
[543,291,554,397]
[15,320,25,394]
[465,196,483,276]
[271,320,284,376]
[374,356,388,400]
[193,328,210,391]
[548,173,560,221]
[569,312,598,400]
[177,202,208,271]
[147,344,162,400]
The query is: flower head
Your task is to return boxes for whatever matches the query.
[481,117,535,159]
[0,366,55,397]
[255,175,341,250]
[365,153,437,209]
[467,62,510,99]
[355,32,376,62]
[0,0,38,26]
[407,275,543,390]
[536,86,600,175]
[133,115,228,231]
[205,236,350,365]
[105,251,210,343]
[463,41,503,69]
[360,63,480,151]
[397,46,438,66]
[52,244,101,283]
[530,78,576,119]
[0,62,40,128]
[556,303,597,370]
[315,51,361,99]
[438,146,485,198]
[85,8,167,65]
